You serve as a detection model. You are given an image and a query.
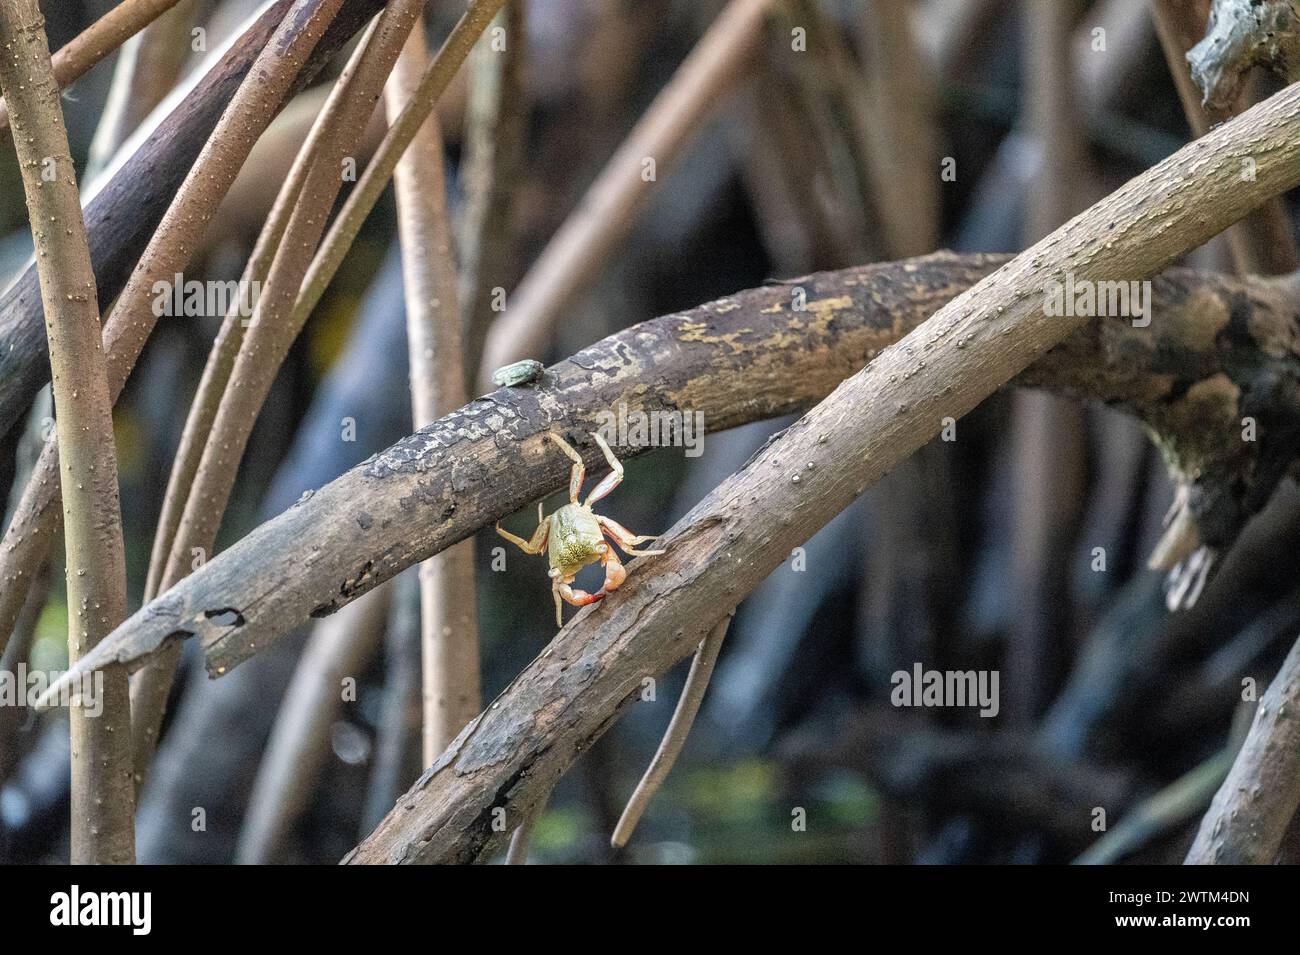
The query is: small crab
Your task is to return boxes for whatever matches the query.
[496,432,665,626]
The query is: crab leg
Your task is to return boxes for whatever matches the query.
[585,432,624,505]
[495,509,549,555]
[599,515,666,557]
[548,432,586,504]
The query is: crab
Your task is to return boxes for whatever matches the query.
[496,432,666,626]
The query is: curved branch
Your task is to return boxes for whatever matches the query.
[0,0,387,438]
[36,239,1300,711]
[32,88,1300,867]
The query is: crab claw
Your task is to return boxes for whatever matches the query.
[553,581,605,626]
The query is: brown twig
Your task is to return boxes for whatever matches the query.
[611,611,732,849]
[132,0,424,774]
[0,0,133,864]
[385,16,481,758]
[0,0,186,133]
[458,0,526,379]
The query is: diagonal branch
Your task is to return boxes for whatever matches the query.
[36,233,1300,713]
[0,0,386,438]
[0,0,185,134]
[1186,634,1300,863]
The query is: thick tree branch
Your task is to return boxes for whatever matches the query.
[32,87,1300,866]
[338,83,1300,861]
[37,236,1300,709]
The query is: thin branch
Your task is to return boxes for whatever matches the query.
[458,0,526,380]
[0,0,186,133]
[0,0,353,786]
[474,0,776,391]
[131,0,426,774]
[0,0,387,649]
[611,611,732,849]
[504,789,552,865]
[857,0,941,256]
[384,16,480,759]
[1077,749,1232,863]
[281,0,508,342]
[0,0,387,438]
[0,0,133,864]
[84,0,197,176]
[142,15,382,606]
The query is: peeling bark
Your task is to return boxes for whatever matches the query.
[1189,0,1300,111]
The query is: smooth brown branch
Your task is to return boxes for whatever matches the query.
[0,0,133,864]
[283,0,512,347]
[1187,635,1300,863]
[474,0,776,391]
[384,17,481,759]
[856,0,940,256]
[459,0,527,379]
[130,14,385,773]
[133,0,425,776]
[0,0,185,133]
[142,17,380,607]
[611,611,733,849]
